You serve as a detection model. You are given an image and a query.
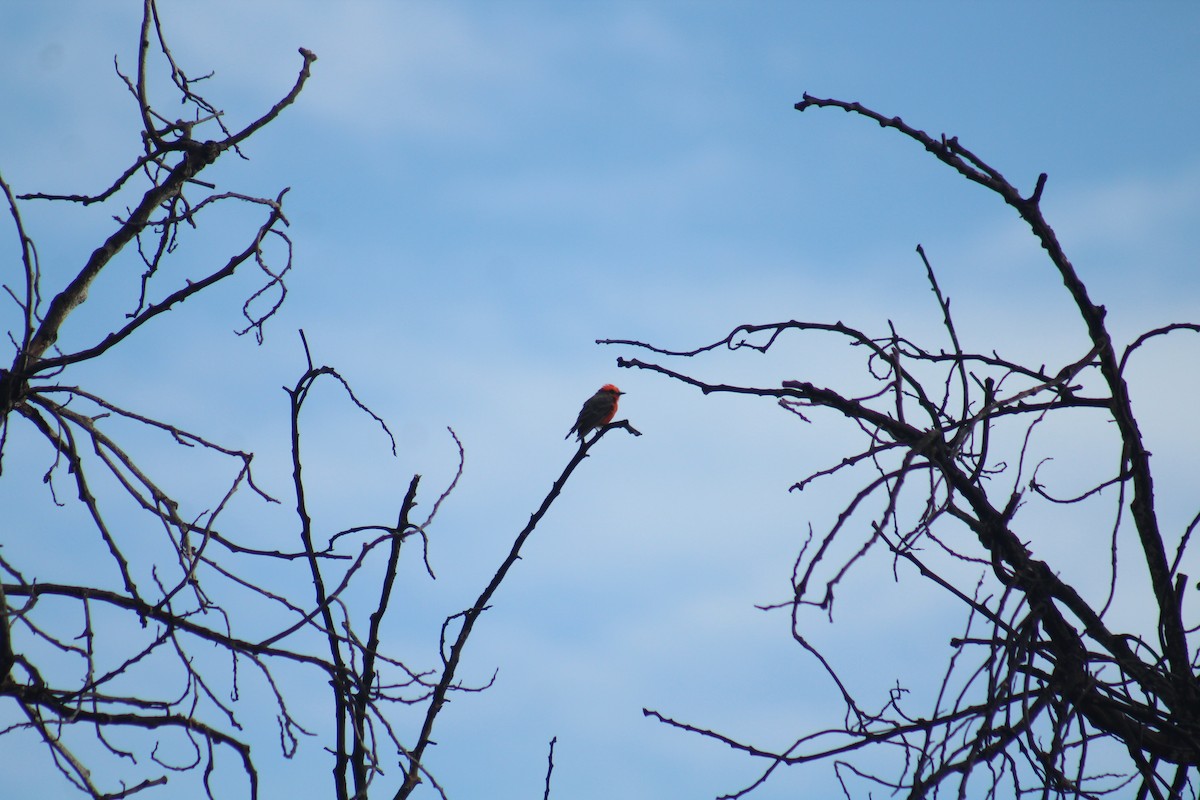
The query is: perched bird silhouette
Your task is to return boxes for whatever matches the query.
[566,384,624,442]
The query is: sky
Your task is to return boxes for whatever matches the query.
[2,2,1199,799]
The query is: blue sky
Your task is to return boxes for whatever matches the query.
[2,3,1199,799]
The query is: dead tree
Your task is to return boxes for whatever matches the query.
[0,1,324,795]
[1,4,631,798]
[613,96,1200,799]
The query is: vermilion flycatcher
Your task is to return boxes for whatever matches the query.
[566,384,624,442]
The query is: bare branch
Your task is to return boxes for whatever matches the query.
[612,96,1200,797]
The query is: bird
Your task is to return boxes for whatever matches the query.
[566,384,625,442]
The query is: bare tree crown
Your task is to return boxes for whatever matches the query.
[610,94,1200,800]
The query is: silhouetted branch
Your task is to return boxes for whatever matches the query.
[393,421,637,799]
[543,736,558,800]
[0,3,326,797]
[610,96,1200,799]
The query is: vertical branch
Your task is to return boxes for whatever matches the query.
[543,736,558,800]
[287,355,351,800]
[1,174,38,369]
[0,579,12,683]
[349,474,422,795]
[914,244,968,422]
[1010,195,1188,690]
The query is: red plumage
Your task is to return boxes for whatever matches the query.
[566,384,624,441]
